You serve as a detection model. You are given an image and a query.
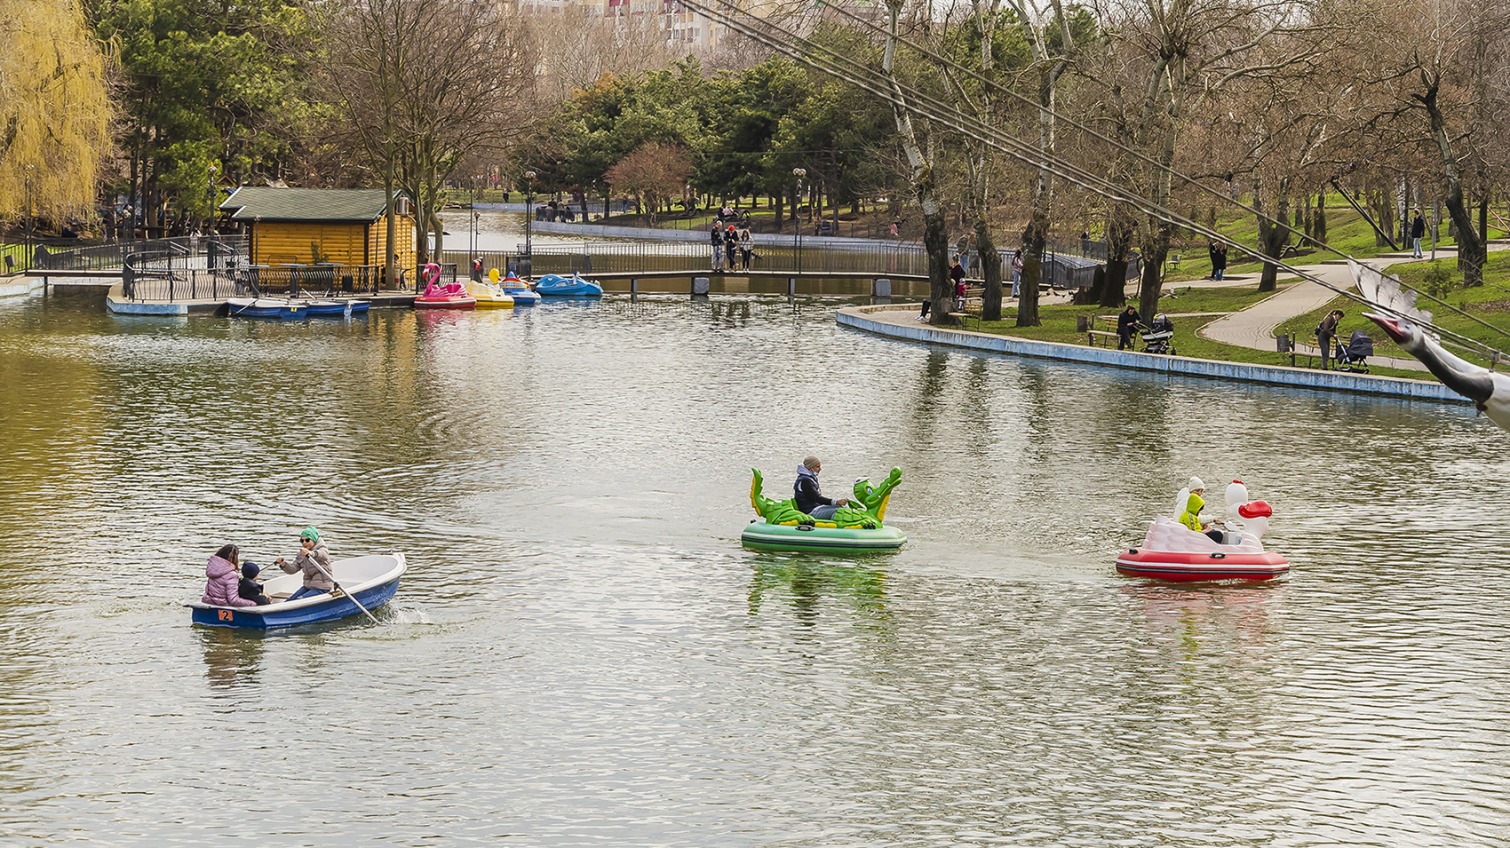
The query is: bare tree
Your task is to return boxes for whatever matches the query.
[605,142,693,227]
[323,0,532,275]
[882,0,954,325]
[1081,0,1320,320]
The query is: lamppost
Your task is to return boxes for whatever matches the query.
[23,164,34,271]
[792,167,806,276]
[523,169,536,277]
[206,163,218,235]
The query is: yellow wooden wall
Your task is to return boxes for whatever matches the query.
[252,223,366,266]
[368,214,417,273]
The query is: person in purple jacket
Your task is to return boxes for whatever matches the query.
[202,544,257,608]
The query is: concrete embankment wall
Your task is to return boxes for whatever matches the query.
[0,277,44,298]
[838,305,1467,406]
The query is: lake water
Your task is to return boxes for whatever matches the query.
[1,291,1507,846]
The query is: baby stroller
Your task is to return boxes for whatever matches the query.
[1140,313,1176,355]
[1333,329,1373,373]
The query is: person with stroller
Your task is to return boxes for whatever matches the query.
[1116,304,1141,351]
[1317,309,1344,369]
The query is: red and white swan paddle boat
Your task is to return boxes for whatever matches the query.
[1116,481,1290,582]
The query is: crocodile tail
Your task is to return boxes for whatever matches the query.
[749,468,764,517]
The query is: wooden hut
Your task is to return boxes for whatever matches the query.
[219,187,416,271]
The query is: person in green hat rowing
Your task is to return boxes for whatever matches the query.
[276,526,334,602]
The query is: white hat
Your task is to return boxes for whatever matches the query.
[1188,476,1205,490]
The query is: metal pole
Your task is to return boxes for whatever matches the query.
[24,166,34,271]
[523,169,536,278]
[792,167,805,277]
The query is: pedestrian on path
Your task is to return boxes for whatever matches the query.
[710,224,724,271]
[1210,243,1228,281]
[1010,250,1024,297]
[1410,210,1426,258]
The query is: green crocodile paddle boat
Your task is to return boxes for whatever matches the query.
[741,466,907,552]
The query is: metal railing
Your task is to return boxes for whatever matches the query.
[120,259,455,302]
[442,237,1135,290]
[36,234,249,272]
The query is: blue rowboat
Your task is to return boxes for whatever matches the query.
[499,279,541,304]
[188,553,406,629]
[226,298,307,319]
[304,299,371,317]
[534,273,604,298]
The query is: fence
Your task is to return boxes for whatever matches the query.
[120,259,454,302]
[35,235,250,273]
[442,236,1135,290]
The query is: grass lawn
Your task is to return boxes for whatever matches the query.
[1162,203,1507,283]
[971,284,1434,380]
[1273,251,1510,369]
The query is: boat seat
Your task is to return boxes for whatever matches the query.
[268,592,293,601]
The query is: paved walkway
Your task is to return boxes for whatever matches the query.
[1196,254,1432,372]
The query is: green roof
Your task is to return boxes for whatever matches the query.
[220,187,405,223]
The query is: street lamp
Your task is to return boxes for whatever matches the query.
[792,167,806,276]
[206,163,218,235]
[523,169,537,277]
[23,165,35,271]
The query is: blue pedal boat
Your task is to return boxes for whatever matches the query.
[534,273,604,298]
[304,298,371,317]
[226,297,308,319]
[188,553,407,629]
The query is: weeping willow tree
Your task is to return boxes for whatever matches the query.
[0,0,113,226]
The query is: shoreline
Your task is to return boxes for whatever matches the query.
[837,304,1465,406]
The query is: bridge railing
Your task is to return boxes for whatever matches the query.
[37,235,249,272]
[119,260,453,302]
[441,237,1136,289]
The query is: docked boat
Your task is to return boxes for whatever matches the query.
[741,467,907,553]
[465,280,515,308]
[414,263,476,310]
[534,273,604,298]
[304,299,371,317]
[499,274,541,304]
[188,553,407,629]
[1115,481,1289,582]
[226,297,307,319]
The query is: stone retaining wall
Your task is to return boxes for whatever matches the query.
[838,305,1465,405]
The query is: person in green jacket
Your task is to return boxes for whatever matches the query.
[1180,477,1225,543]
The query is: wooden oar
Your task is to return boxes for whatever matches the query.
[305,558,380,625]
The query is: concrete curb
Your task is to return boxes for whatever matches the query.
[838,305,1467,406]
[0,277,44,298]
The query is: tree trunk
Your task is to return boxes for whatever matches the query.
[1254,184,1290,292]
[1137,211,1170,322]
[976,218,1002,321]
[1313,191,1327,243]
[1099,209,1135,308]
[924,211,952,324]
[1017,216,1047,326]
[1419,79,1484,285]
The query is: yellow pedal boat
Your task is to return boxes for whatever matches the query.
[466,281,516,308]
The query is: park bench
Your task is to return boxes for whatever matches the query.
[947,288,984,329]
[1082,314,1123,348]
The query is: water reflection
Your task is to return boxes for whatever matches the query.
[746,555,889,626]
[198,626,267,691]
